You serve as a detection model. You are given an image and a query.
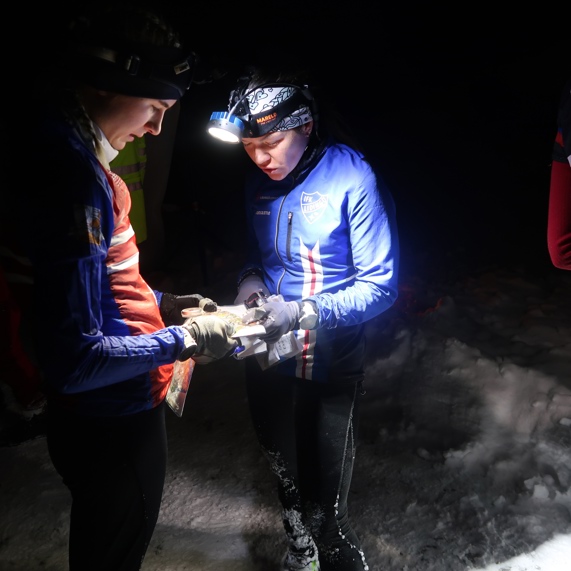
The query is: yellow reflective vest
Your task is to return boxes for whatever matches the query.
[110,137,147,243]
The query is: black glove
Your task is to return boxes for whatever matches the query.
[160,293,217,325]
[179,314,239,364]
[258,300,302,345]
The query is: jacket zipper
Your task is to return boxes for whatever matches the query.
[275,179,296,294]
[286,212,293,262]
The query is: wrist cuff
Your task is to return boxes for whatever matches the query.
[182,328,197,349]
[299,300,318,329]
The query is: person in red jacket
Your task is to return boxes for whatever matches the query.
[547,78,571,269]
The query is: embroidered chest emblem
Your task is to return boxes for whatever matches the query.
[301,191,328,224]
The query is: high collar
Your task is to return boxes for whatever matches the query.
[91,122,119,168]
[289,134,328,183]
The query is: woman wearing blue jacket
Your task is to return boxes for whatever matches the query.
[208,67,400,570]
[11,4,238,570]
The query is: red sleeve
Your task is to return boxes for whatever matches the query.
[547,159,571,269]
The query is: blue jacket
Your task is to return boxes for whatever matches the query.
[238,138,399,382]
[23,107,188,416]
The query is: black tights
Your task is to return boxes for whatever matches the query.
[46,402,167,571]
[246,362,368,571]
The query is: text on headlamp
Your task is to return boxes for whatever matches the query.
[256,112,278,126]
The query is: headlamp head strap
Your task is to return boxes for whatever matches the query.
[229,82,314,138]
[244,88,311,137]
[63,8,195,101]
[69,42,196,100]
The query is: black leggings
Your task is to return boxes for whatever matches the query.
[46,402,167,571]
[246,362,368,571]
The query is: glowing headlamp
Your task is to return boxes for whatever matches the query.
[207,82,314,144]
[207,112,245,144]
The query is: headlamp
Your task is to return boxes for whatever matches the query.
[207,112,245,144]
[207,83,313,144]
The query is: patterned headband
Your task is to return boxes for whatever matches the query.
[246,86,313,133]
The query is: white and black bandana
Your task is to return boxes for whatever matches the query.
[246,86,312,133]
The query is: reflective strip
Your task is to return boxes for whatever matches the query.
[110,225,135,247]
[3,272,34,285]
[296,240,323,380]
[0,246,32,266]
[107,251,139,275]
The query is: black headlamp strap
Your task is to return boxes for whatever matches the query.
[71,43,196,97]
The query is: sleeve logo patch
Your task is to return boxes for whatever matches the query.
[75,205,102,246]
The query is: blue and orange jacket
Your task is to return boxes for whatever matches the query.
[237,138,399,382]
[22,107,188,416]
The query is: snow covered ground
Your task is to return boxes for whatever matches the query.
[1,259,570,571]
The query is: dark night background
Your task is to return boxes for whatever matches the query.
[3,5,570,568]
[25,1,569,287]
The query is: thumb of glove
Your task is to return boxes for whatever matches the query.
[259,300,302,345]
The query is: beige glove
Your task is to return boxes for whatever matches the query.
[180,313,240,364]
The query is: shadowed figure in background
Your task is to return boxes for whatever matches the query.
[547,77,571,270]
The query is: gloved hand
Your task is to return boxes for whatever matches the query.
[179,314,240,364]
[160,292,217,325]
[234,274,270,306]
[258,300,302,345]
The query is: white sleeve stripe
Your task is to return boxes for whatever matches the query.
[110,225,136,247]
[107,252,139,275]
